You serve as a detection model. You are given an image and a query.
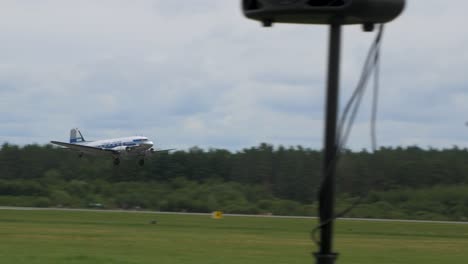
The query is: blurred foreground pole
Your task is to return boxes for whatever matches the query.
[314,22,341,264]
[241,3,405,264]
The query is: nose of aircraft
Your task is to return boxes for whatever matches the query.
[144,141,154,148]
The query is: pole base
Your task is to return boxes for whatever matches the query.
[314,252,338,264]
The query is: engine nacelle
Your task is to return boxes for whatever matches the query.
[145,148,155,156]
[112,146,127,152]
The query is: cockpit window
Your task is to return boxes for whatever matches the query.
[133,138,148,143]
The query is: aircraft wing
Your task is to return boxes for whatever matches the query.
[126,144,150,152]
[50,141,119,155]
[152,148,176,153]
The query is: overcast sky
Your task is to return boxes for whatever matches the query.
[0,1,467,151]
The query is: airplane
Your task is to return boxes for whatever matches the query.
[51,128,173,166]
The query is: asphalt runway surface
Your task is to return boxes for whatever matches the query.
[1,206,468,225]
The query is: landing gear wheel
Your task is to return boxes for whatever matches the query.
[138,159,145,166]
[113,158,120,166]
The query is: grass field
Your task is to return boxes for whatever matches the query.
[1,209,468,264]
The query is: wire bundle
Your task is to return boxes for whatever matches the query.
[312,24,385,247]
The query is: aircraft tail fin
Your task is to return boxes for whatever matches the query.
[70,128,86,143]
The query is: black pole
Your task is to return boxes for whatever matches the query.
[314,22,341,264]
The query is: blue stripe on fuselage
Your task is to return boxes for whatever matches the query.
[97,141,138,149]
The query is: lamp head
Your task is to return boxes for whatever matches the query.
[242,0,405,27]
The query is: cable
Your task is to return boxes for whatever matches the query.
[338,25,383,149]
[311,24,384,247]
[370,30,382,152]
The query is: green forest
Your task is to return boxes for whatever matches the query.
[1,143,468,221]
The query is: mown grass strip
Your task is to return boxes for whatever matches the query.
[1,209,468,264]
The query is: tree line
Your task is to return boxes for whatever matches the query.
[1,143,468,220]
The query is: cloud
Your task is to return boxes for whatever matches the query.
[1,1,468,150]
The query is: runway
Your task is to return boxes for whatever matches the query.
[1,206,467,225]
